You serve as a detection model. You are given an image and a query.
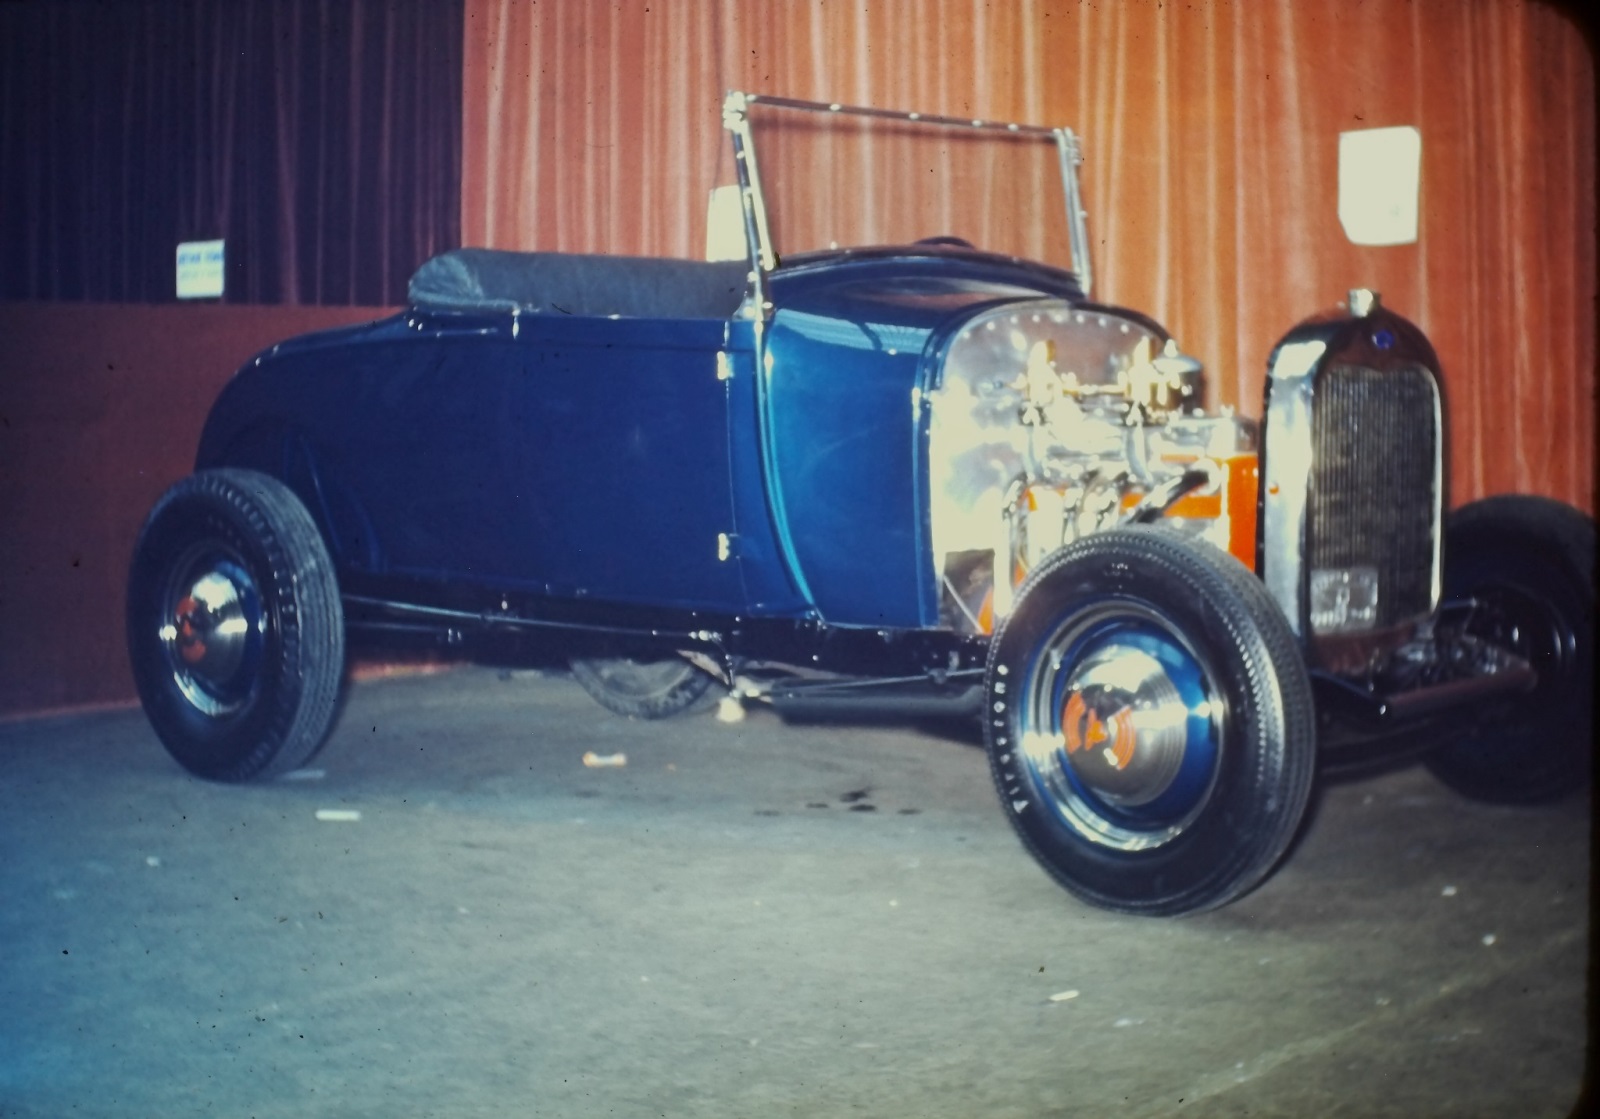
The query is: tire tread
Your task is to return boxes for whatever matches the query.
[985,527,1316,916]
[128,468,344,781]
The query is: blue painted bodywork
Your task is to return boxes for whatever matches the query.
[196,247,1084,631]
[760,255,1072,627]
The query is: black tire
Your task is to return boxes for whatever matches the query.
[984,528,1316,916]
[569,654,718,719]
[1425,495,1594,804]
[126,468,345,782]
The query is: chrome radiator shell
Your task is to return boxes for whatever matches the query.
[1258,300,1444,669]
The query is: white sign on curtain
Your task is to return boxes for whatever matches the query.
[176,240,226,299]
[1337,127,1422,246]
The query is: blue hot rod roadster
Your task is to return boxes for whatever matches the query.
[128,93,1593,915]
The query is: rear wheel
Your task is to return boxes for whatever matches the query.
[569,654,718,719]
[985,528,1315,916]
[1425,495,1594,804]
[127,469,344,781]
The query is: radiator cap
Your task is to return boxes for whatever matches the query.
[1348,289,1381,317]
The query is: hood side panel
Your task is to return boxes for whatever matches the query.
[759,268,1053,627]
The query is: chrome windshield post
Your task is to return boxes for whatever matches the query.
[1055,128,1092,297]
[722,91,777,279]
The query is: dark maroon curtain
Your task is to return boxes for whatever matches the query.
[0,0,461,304]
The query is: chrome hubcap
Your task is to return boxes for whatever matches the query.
[1020,603,1223,851]
[1055,646,1189,806]
[159,552,265,717]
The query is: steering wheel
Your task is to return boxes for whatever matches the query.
[914,236,976,249]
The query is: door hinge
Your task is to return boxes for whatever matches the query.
[716,351,734,381]
[717,532,741,562]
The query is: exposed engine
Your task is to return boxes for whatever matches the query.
[928,299,1258,633]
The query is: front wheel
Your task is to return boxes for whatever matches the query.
[126,469,345,781]
[1424,495,1594,804]
[985,528,1315,916]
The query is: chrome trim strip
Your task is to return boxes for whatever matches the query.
[1260,340,1326,637]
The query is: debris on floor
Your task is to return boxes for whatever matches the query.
[582,751,627,768]
[1049,990,1080,1002]
[314,809,362,822]
[715,695,746,723]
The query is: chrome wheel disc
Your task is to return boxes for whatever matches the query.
[1019,602,1224,851]
[159,549,266,717]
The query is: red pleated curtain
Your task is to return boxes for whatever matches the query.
[461,0,1594,513]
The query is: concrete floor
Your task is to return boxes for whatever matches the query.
[0,665,1589,1118]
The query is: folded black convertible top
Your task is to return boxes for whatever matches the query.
[408,248,750,319]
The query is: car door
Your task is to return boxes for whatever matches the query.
[504,315,747,611]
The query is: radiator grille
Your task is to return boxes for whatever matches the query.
[1308,363,1439,630]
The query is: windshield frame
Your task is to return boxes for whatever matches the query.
[721,91,1093,297]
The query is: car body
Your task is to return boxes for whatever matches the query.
[128,93,1593,915]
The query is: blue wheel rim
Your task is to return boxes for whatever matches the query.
[1016,598,1224,851]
